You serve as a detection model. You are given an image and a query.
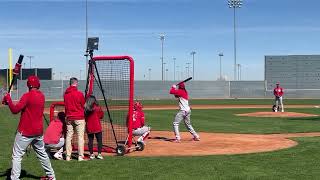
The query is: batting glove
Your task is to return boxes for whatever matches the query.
[2,93,10,105]
[172,85,177,89]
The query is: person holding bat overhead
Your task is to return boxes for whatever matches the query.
[2,76,56,180]
[169,78,200,142]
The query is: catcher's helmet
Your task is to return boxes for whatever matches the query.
[27,75,40,89]
[134,101,143,111]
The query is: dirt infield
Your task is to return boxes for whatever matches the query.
[236,111,318,118]
[126,131,320,157]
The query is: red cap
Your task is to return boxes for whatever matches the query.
[27,75,40,89]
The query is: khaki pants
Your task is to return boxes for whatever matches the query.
[66,120,85,158]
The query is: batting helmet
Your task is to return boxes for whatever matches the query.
[178,82,185,89]
[134,101,143,111]
[27,75,40,89]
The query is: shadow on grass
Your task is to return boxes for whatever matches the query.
[0,168,41,180]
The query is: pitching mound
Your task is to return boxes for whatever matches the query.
[236,112,318,118]
[123,131,317,157]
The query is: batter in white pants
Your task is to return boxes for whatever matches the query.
[173,110,199,141]
[132,126,151,143]
[11,132,55,180]
[275,96,284,112]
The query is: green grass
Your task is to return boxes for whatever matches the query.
[2,106,320,179]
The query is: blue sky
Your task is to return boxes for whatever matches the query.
[1,0,320,80]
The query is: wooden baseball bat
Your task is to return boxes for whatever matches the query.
[176,77,192,85]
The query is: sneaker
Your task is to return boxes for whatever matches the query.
[193,137,200,141]
[66,155,71,161]
[78,156,87,161]
[281,110,284,112]
[90,154,95,160]
[97,154,104,160]
[53,153,63,160]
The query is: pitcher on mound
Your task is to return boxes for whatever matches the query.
[273,82,284,112]
[169,82,200,142]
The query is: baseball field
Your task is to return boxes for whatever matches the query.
[1,99,320,179]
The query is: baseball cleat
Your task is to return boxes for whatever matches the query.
[193,137,200,141]
[172,139,181,143]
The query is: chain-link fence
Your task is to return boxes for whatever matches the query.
[4,80,320,101]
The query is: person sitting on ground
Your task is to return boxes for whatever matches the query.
[84,95,104,160]
[44,112,66,160]
[132,101,151,144]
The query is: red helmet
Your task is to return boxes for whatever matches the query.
[134,101,143,111]
[178,82,185,89]
[27,75,40,89]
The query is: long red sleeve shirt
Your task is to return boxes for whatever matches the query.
[85,105,104,134]
[169,87,190,111]
[273,86,284,97]
[6,89,45,136]
[64,86,85,120]
[132,110,145,129]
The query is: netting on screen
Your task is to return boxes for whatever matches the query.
[89,56,134,152]
[49,56,134,153]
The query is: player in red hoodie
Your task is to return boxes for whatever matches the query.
[169,82,200,142]
[132,101,151,144]
[84,95,104,160]
[44,112,66,160]
[273,82,284,112]
[64,77,86,161]
[2,76,55,180]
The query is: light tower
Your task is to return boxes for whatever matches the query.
[160,34,165,81]
[228,0,242,80]
[190,51,196,79]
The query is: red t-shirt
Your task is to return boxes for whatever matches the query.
[7,89,45,136]
[132,110,145,129]
[85,105,103,134]
[44,119,64,144]
[64,86,85,120]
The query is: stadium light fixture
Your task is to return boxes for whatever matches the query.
[219,52,224,80]
[190,51,196,80]
[228,0,242,80]
[160,34,165,81]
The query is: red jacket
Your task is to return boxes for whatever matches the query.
[85,105,103,134]
[274,86,284,97]
[64,86,85,120]
[6,89,45,136]
[44,118,64,144]
[132,110,145,129]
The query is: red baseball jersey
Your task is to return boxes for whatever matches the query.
[132,110,145,130]
[273,86,284,97]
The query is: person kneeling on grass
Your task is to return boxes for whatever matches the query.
[2,76,55,180]
[85,95,104,160]
[132,101,151,144]
[44,112,66,160]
